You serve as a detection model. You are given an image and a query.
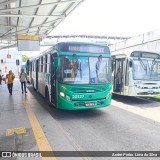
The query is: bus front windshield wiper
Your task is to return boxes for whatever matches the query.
[138,58,147,74]
[96,55,102,71]
[95,55,102,80]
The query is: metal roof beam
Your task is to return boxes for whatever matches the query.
[26,26,56,34]
[16,0,22,30]
[0,0,76,13]
[0,24,52,29]
[46,35,130,40]
[0,0,18,6]
[27,0,43,34]
[0,19,61,39]
[0,24,16,28]
[45,0,84,36]
[35,0,60,35]
[0,14,65,18]
[0,44,16,50]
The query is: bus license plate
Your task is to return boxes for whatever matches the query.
[148,90,154,93]
[85,102,94,106]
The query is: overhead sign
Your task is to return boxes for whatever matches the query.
[7,54,11,59]
[17,36,40,41]
[17,35,40,51]
[59,43,110,54]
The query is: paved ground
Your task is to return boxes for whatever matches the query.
[0,80,160,160]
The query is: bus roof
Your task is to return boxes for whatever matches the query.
[112,49,160,58]
[29,42,110,61]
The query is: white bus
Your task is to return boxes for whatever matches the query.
[112,50,160,97]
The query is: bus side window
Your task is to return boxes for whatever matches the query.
[129,61,132,67]
[48,53,50,73]
[37,59,40,72]
[41,57,43,72]
[125,60,129,86]
[32,62,34,71]
[45,54,47,73]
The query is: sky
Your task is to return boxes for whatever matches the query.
[51,0,160,37]
[22,0,160,57]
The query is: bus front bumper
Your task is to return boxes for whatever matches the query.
[57,94,112,110]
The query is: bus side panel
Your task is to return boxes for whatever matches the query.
[38,72,46,97]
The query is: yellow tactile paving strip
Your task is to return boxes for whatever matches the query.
[6,127,26,136]
[24,101,56,160]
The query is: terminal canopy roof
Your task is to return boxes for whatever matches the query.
[0,0,84,49]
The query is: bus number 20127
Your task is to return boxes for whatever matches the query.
[72,95,84,99]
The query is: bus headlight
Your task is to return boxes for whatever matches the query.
[60,92,71,101]
[60,92,65,97]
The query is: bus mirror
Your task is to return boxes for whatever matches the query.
[129,61,132,67]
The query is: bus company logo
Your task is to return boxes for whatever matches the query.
[89,95,92,98]
[2,152,11,157]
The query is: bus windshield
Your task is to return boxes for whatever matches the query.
[132,59,160,81]
[59,56,111,84]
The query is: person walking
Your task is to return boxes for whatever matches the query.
[19,69,27,94]
[6,70,15,95]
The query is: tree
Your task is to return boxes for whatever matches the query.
[22,55,29,62]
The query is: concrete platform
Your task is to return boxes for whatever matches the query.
[0,79,83,160]
[1,79,160,160]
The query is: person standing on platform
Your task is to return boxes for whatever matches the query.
[19,69,27,94]
[6,70,15,95]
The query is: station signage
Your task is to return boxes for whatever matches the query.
[17,36,40,41]
[17,35,40,51]
[7,54,11,59]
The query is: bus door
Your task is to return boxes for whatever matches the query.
[36,59,39,90]
[50,53,57,105]
[114,58,126,94]
[27,60,32,83]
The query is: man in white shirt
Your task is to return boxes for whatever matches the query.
[19,69,27,94]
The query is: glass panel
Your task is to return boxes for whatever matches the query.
[132,59,160,80]
[131,51,160,59]
[89,57,111,83]
[150,61,160,80]
[59,56,111,84]
[60,56,89,84]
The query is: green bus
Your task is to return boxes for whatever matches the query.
[29,42,112,110]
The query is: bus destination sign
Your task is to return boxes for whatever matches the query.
[59,43,110,54]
